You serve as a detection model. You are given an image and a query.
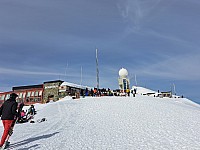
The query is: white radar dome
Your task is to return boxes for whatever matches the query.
[119,68,128,77]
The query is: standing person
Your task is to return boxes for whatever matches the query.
[27,105,36,115]
[90,89,94,97]
[134,88,137,94]
[0,93,18,147]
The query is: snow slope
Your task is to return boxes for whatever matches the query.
[132,86,157,94]
[0,95,200,150]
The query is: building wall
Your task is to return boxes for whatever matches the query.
[0,80,87,105]
[14,88,43,104]
[0,88,43,106]
[43,80,63,102]
[118,77,130,92]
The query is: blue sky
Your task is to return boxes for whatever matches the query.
[0,0,200,104]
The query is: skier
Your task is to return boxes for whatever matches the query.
[0,93,18,148]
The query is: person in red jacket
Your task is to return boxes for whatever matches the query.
[0,93,18,147]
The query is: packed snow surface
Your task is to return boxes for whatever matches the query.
[131,86,157,94]
[0,95,200,150]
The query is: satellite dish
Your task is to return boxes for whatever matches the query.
[119,68,128,77]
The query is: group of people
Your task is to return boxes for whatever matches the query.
[0,93,36,148]
[84,88,113,97]
[17,105,36,123]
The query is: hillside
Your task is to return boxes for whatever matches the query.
[0,95,200,150]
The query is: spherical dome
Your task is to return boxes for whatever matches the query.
[119,68,128,77]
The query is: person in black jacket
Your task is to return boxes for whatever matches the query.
[0,93,18,147]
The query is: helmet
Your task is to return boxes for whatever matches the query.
[10,93,18,99]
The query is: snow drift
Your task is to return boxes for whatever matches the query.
[0,94,200,150]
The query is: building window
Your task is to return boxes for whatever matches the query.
[35,91,39,97]
[31,91,35,97]
[39,91,42,96]
[27,92,31,98]
[19,93,23,98]
[0,95,5,101]
[23,93,26,99]
[33,98,41,102]
[5,94,9,100]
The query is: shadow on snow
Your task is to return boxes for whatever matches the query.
[9,132,59,149]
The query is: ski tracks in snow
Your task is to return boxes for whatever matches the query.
[8,100,80,150]
[5,96,200,150]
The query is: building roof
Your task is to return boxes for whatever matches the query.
[43,80,64,84]
[13,84,43,91]
[161,91,172,94]
[60,81,90,89]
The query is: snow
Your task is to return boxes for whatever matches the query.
[0,94,200,150]
[131,86,157,94]
[60,81,90,89]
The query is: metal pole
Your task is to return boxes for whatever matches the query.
[96,48,99,90]
[80,66,82,86]
[135,74,137,86]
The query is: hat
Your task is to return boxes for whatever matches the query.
[10,93,18,98]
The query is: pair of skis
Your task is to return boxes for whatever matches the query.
[0,103,24,150]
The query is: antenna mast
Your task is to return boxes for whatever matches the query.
[65,61,68,81]
[135,74,138,86]
[80,66,82,86]
[173,83,176,95]
[96,48,99,90]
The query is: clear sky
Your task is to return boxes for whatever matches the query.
[0,0,200,103]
